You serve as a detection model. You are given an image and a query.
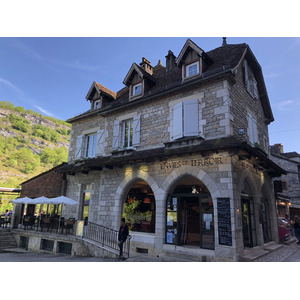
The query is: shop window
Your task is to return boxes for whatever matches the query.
[81,184,91,224]
[122,180,155,233]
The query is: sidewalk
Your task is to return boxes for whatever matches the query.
[254,238,300,262]
[1,240,299,262]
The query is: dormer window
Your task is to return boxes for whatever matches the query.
[132,83,142,97]
[186,61,200,78]
[93,100,101,110]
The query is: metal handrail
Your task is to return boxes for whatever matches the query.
[83,221,132,258]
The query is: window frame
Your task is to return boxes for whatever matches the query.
[186,61,200,78]
[93,99,101,110]
[122,119,134,149]
[85,133,97,158]
[132,83,142,97]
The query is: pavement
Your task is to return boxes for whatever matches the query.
[1,239,300,262]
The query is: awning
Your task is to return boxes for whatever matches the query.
[47,195,78,205]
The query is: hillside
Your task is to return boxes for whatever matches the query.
[0,101,71,190]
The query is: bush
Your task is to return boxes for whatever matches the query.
[32,124,60,142]
[5,147,40,173]
[8,113,31,133]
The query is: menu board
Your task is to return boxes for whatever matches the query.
[217,198,232,246]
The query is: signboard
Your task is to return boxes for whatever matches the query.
[217,197,232,246]
[76,220,84,237]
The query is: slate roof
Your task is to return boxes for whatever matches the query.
[68,40,272,123]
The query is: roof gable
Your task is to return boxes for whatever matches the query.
[86,81,117,100]
[176,39,205,66]
[123,63,155,86]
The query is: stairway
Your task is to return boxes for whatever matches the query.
[0,229,17,250]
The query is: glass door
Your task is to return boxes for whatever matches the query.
[242,198,253,247]
[166,196,178,244]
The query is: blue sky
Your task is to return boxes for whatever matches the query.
[1,37,300,153]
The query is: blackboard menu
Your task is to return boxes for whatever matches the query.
[217,197,232,246]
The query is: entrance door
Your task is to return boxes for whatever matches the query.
[261,200,272,243]
[166,194,214,249]
[180,197,200,246]
[241,198,253,247]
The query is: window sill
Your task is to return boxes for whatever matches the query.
[111,147,136,156]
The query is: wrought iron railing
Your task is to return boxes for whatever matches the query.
[83,222,132,258]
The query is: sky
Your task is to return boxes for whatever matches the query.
[1,36,300,153]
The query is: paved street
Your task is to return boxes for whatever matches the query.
[1,240,300,262]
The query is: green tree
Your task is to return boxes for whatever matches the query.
[5,147,40,173]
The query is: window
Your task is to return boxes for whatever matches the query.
[132,83,142,96]
[93,100,101,110]
[123,119,134,148]
[244,60,259,100]
[186,61,199,78]
[85,133,97,158]
[112,115,141,150]
[173,99,199,140]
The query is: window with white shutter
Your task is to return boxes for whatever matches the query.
[172,99,199,140]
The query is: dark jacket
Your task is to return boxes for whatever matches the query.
[118,224,129,242]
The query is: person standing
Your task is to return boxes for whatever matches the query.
[293,215,300,245]
[118,218,129,260]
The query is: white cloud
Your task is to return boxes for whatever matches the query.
[34,105,57,118]
[275,100,296,111]
[0,77,24,94]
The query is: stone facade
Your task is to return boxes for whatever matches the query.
[62,39,283,261]
[270,144,300,218]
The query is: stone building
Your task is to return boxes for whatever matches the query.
[12,163,67,227]
[270,144,300,218]
[60,39,285,261]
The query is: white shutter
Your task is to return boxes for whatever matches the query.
[173,102,183,140]
[132,115,141,147]
[248,113,253,144]
[95,129,105,156]
[248,113,258,145]
[252,118,258,144]
[183,99,199,137]
[75,135,84,159]
[112,120,121,150]
[253,79,259,99]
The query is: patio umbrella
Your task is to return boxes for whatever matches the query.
[50,195,78,205]
[50,195,78,218]
[27,196,50,205]
[12,197,33,204]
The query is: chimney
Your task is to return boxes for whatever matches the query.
[165,50,176,71]
[271,143,284,155]
[140,57,153,75]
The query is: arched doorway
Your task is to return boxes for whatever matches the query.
[241,180,257,248]
[122,179,155,233]
[166,175,214,250]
